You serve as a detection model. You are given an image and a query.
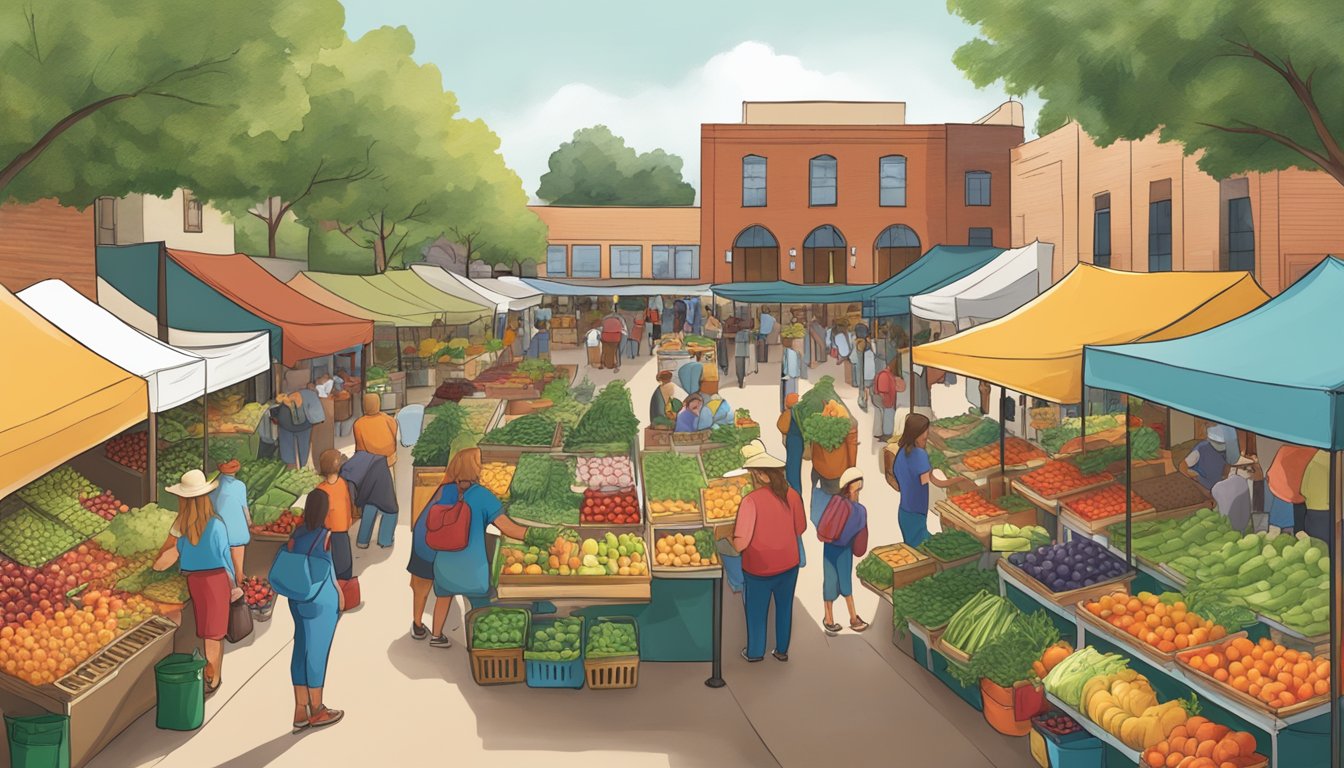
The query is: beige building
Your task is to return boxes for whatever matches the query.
[94,189,235,254]
[530,205,702,281]
[1012,121,1344,294]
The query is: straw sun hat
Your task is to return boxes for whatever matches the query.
[165,469,217,498]
[725,439,785,477]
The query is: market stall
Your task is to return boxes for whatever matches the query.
[518,278,712,347]
[908,241,1054,330]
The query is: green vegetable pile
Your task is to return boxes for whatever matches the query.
[802,412,851,450]
[95,503,177,557]
[482,413,557,446]
[586,618,638,658]
[563,381,639,450]
[459,398,501,435]
[252,488,298,526]
[1037,414,1123,455]
[0,507,81,566]
[641,452,706,502]
[994,494,1035,513]
[856,552,895,590]
[892,565,999,632]
[523,526,579,550]
[945,420,1002,452]
[516,358,556,381]
[412,402,476,467]
[991,523,1052,552]
[794,376,840,422]
[692,529,716,560]
[950,610,1060,688]
[158,440,202,488]
[1042,646,1130,708]
[1176,586,1258,632]
[942,591,1019,656]
[1130,426,1161,460]
[525,616,584,661]
[1069,445,1126,476]
[682,334,715,347]
[366,365,388,381]
[507,454,581,525]
[540,380,590,428]
[932,410,983,430]
[927,445,960,477]
[238,458,286,503]
[701,446,744,479]
[471,608,528,649]
[918,530,984,562]
[707,423,760,448]
[271,468,322,497]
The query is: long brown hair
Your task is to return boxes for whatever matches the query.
[174,495,215,546]
[749,468,790,502]
[446,446,483,485]
[303,488,329,531]
[897,413,930,455]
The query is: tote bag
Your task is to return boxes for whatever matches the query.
[268,532,331,602]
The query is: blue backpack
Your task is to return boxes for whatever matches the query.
[269,531,331,601]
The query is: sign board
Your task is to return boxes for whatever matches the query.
[1029,406,1059,431]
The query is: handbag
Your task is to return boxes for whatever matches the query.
[226,595,253,643]
[269,531,331,601]
[425,483,473,552]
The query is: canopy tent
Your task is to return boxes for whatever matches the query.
[96,245,372,366]
[1086,257,1344,449]
[411,265,535,313]
[475,276,543,310]
[290,271,492,327]
[96,277,270,393]
[909,241,1053,327]
[707,245,1004,315]
[381,270,494,327]
[18,280,206,412]
[913,264,1270,404]
[519,278,713,298]
[0,286,147,500]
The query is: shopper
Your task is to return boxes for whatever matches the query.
[781,335,802,402]
[345,450,398,550]
[1267,443,1315,534]
[698,391,735,431]
[645,301,663,354]
[584,322,602,368]
[599,307,625,370]
[703,309,725,373]
[1300,450,1331,546]
[808,313,827,369]
[731,310,755,389]
[353,393,398,479]
[871,357,906,441]
[627,314,644,359]
[675,394,704,433]
[210,459,251,589]
[1181,423,1239,492]
[851,333,876,411]
[1212,459,1258,533]
[274,391,313,469]
[298,386,326,469]
[777,393,804,494]
[153,470,236,698]
[809,399,858,530]
[425,448,530,646]
[649,369,678,424]
[526,319,550,359]
[756,308,775,366]
[286,491,344,733]
[890,413,956,547]
[732,444,806,663]
[316,450,356,584]
[831,319,853,385]
[817,467,870,635]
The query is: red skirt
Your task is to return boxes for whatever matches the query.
[186,568,231,640]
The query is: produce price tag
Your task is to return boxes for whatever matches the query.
[1029,407,1059,431]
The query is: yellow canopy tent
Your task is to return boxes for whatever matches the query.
[913,264,1270,403]
[0,286,147,499]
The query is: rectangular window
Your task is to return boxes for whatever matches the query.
[673,246,699,279]
[742,156,766,207]
[571,245,600,277]
[1148,199,1173,272]
[610,245,642,278]
[1227,197,1255,273]
[967,227,994,247]
[810,156,837,206]
[1093,193,1111,268]
[545,245,567,276]
[652,246,672,279]
[879,156,906,206]
[95,197,117,245]
[965,171,991,206]
[183,190,203,233]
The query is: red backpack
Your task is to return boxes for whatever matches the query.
[816,495,853,544]
[600,316,624,343]
[425,482,473,552]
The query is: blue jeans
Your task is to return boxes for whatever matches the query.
[822,543,853,601]
[743,566,799,658]
[356,505,396,548]
[278,427,311,468]
[290,579,340,687]
[723,554,744,593]
[898,509,930,548]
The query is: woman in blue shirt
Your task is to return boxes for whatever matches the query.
[154,470,237,698]
[409,448,529,646]
[287,490,344,732]
[890,414,955,548]
[209,459,251,590]
[526,320,550,359]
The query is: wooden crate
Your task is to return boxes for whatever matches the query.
[870,543,937,590]
[411,465,445,526]
[495,573,652,601]
[997,558,1136,609]
[938,497,1037,548]
[1075,602,1241,670]
[465,607,528,686]
[924,549,984,573]
[643,427,673,448]
[1174,638,1327,719]
[478,421,564,460]
[934,634,973,666]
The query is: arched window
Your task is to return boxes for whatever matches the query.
[732,225,779,282]
[874,225,922,282]
[879,156,906,207]
[742,155,766,207]
[803,225,847,284]
[965,170,991,206]
[809,155,837,206]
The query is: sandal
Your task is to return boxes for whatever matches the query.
[740,648,763,663]
[307,706,344,729]
[772,651,789,662]
[204,676,222,699]
[850,617,871,632]
[823,621,843,636]
[292,706,310,734]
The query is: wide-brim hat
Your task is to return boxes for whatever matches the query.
[165,469,217,498]
[838,467,864,488]
[727,439,785,474]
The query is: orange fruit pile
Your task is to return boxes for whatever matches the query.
[949,491,1005,519]
[1142,716,1262,768]
[1183,636,1329,710]
[0,590,122,686]
[1083,591,1226,654]
[962,437,1045,471]
[1022,460,1113,498]
[1066,484,1155,521]
[703,481,747,521]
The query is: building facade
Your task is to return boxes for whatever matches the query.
[0,200,96,298]
[1012,121,1344,294]
[700,101,1023,285]
[94,189,236,255]
[531,205,702,282]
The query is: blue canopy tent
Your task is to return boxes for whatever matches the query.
[1084,257,1344,768]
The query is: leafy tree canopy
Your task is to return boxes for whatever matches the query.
[949,0,1344,186]
[537,125,696,206]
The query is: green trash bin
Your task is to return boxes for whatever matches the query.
[4,713,70,768]
[155,652,206,731]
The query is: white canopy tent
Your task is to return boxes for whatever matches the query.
[475,276,542,310]
[411,264,522,313]
[95,277,271,394]
[909,241,1054,328]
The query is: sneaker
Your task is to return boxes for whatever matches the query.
[356,543,370,550]
[410,622,429,640]
[308,707,344,729]
[430,634,453,648]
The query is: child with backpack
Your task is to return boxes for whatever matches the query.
[816,467,870,635]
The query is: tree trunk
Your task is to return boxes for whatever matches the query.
[267,217,280,261]
[373,236,387,273]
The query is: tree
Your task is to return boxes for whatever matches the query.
[0,0,343,203]
[948,0,1344,187]
[537,125,696,205]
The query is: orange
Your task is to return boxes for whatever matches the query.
[1314,679,1330,696]
[1214,668,1230,682]
[1279,691,1297,707]
[1249,683,1262,697]
[1204,653,1222,669]
[1230,675,1248,691]
[1228,662,1246,677]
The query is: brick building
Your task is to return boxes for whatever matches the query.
[0,200,96,298]
[1011,121,1344,294]
[700,101,1023,285]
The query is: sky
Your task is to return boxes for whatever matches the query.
[341,0,1040,201]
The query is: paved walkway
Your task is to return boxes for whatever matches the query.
[88,348,1037,768]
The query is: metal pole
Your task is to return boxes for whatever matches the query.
[1330,450,1340,768]
[999,386,1007,476]
[705,576,725,688]
[908,312,915,421]
[1124,396,1133,567]
[1079,354,1088,448]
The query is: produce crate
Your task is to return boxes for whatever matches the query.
[936,498,1037,548]
[670,429,712,446]
[640,450,706,525]
[925,550,984,573]
[1056,486,1158,537]
[583,617,640,690]
[874,544,937,590]
[524,616,586,690]
[649,525,722,579]
[1174,638,1328,719]
[1131,472,1213,517]
[496,572,652,602]
[643,426,673,448]
[1265,624,1331,657]
[465,607,530,686]
[699,475,749,527]
[933,634,973,666]
[1075,603,1241,670]
[996,558,1135,609]
[477,421,564,459]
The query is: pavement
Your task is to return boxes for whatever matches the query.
[86,347,1038,768]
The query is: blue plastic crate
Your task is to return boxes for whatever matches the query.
[1045,733,1103,768]
[524,616,585,690]
[930,647,982,712]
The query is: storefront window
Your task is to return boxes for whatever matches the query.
[610,245,642,278]
[545,245,567,276]
[572,245,600,277]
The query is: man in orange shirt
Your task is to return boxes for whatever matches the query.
[353,393,398,476]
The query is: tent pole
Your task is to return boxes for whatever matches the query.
[998,386,1006,477]
[1079,354,1088,447]
[1124,396,1133,566]
[908,311,915,421]
[147,415,158,503]
[1331,450,1341,768]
